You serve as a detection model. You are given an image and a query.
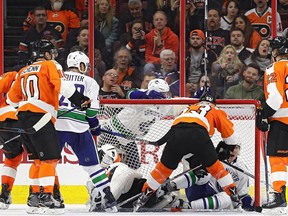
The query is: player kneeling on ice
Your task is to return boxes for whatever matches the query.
[55,51,117,213]
[86,144,177,210]
[97,79,171,170]
[162,142,254,211]
[133,90,242,211]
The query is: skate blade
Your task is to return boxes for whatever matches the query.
[40,207,65,214]
[261,207,288,215]
[0,202,10,210]
[133,204,141,212]
[26,206,41,214]
[104,205,118,213]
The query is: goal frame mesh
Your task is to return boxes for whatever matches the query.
[98,98,262,207]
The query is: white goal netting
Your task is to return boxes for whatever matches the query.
[96,99,266,206]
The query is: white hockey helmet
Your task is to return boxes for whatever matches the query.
[98,144,124,168]
[148,78,170,98]
[66,51,90,74]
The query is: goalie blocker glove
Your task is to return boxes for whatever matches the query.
[216,141,236,161]
[68,90,91,111]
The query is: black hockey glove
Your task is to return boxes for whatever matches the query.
[216,141,236,161]
[68,90,91,111]
[256,108,269,132]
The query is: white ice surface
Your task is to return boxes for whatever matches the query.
[2,204,265,216]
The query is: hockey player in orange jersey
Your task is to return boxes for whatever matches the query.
[134,90,241,211]
[256,36,288,213]
[0,72,23,210]
[6,39,90,214]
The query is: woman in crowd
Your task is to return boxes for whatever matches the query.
[231,14,262,49]
[244,39,271,87]
[211,44,245,99]
[95,0,119,54]
[220,0,241,31]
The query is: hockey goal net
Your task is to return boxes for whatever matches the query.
[96,99,264,207]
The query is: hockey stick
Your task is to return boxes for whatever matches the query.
[57,107,78,118]
[117,164,202,208]
[262,132,270,202]
[100,128,159,145]
[57,99,92,118]
[0,112,51,134]
[222,160,272,188]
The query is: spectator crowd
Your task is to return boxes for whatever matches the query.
[5,0,288,100]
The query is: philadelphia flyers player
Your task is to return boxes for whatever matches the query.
[134,90,241,211]
[6,39,90,214]
[0,72,23,210]
[257,36,288,213]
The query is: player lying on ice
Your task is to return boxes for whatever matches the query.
[86,144,178,211]
[163,141,255,211]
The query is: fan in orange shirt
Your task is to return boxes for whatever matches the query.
[23,0,80,41]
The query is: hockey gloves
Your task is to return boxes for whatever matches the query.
[256,108,269,132]
[68,90,91,111]
[240,194,255,211]
[171,199,191,209]
[193,86,211,99]
[216,141,236,161]
[86,116,101,136]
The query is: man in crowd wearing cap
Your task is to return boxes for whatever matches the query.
[186,29,206,85]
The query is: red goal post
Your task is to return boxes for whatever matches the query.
[97,98,262,207]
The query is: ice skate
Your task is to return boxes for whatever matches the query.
[102,186,118,212]
[88,186,102,212]
[26,189,40,214]
[39,192,65,214]
[133,188,153,212]
[0,184,12,210]
[53,184,64,206]
[262,186,287,214]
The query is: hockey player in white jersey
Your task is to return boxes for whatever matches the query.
[98,79,172,169]
[164,142,254,211]
[86,144,176,210]
[55,51,118,212]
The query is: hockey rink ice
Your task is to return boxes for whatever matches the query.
[2,205,267,216]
